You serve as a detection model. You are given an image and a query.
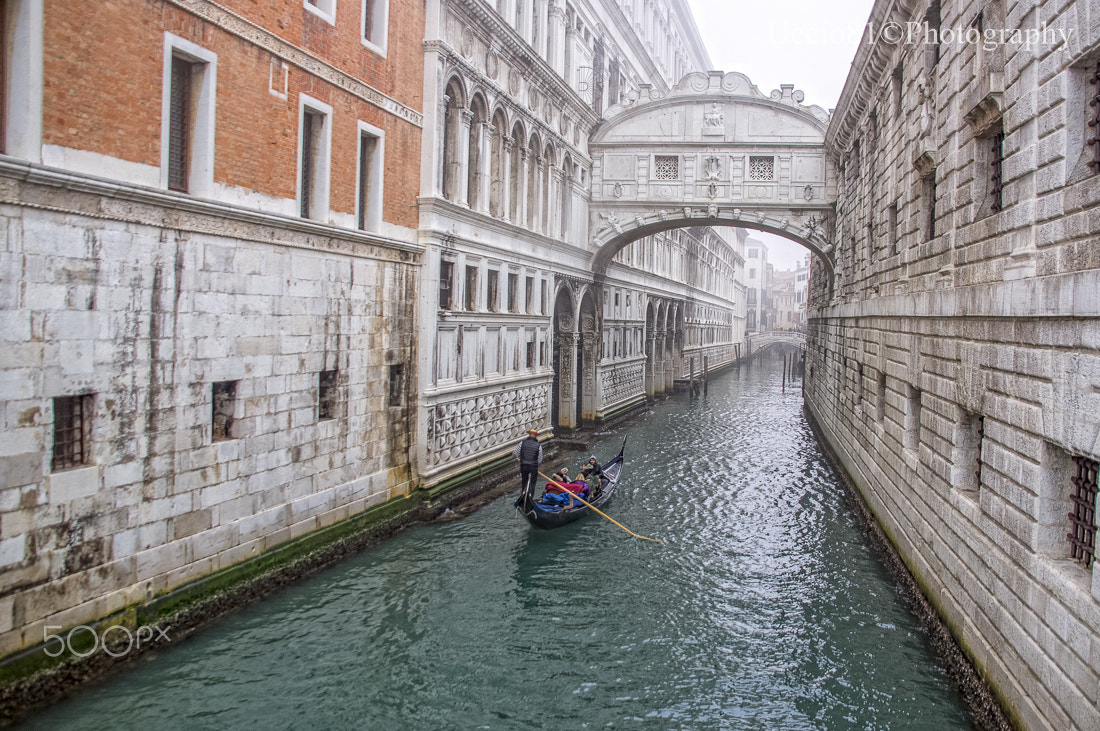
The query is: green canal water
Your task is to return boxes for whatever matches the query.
[26,352,972,729]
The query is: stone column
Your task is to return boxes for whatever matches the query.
[456,108,473,207]
[437,94,450,198]
[653,333,665,394]
[535,156,546,234]
[501,135,513,222]
[549,167,564,239]
[477,121,494,214]
[645,332,655,397]
[549,2,566,77]
[517,146,529,228]
[558,331,579,428]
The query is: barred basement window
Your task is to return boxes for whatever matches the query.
[52,394,93,472]
[903,384,921,451]
[887,202,899,256]
[653,155,679,180]
[922,170,937,241]
[439,260,454,309]
[1068,455,1098,568]
[212,380,237,441]
[990,129,1005,213]
[318,369,338,421]
[1087,61,1100,174]
[748,156,774,181]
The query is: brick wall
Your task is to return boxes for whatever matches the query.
[41,0,423,228]
[808,1,1100,728]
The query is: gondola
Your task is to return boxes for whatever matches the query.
[515,441,625,530]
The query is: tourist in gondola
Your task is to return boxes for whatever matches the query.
[581,456,603,486]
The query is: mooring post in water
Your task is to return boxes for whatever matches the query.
[782,354,787,392]
[689,356,695,396]
[703,356,709,395]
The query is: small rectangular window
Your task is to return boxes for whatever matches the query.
[52,394,93,472]
[748,156,774,181]
[990,128,1005,214]
[362,0,388,52]
[1068,455,1098,568]
[357,125,383,231]
[301,110,319,218]
[487,270,499,312]
[304,0,336,24]
[887,203,899,256]
[318,369,338,421]
[299,97,332,221]
[526,341,536,369]
[212,380,237,441]
[439,260,454,310]
[653,155,679,180]
[168,55,192,192]
[388,364,405,407]
[1089,61,1100,175]
[525,276,534,312]
[465,266,478,311]
[922,170,937,241]
[893,63,904,118]
[903,384,921,452]
[508,273,519,312]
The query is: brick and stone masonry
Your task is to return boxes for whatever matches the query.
[806,0,1100,728]
[0,0,424,659]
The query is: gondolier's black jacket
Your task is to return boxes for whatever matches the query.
[512,436,543,466]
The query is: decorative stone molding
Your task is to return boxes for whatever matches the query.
[425,385,550,467]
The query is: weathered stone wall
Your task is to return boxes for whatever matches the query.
[808,1,1100,728]
[0,168,419,658]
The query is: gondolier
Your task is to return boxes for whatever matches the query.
[512,429,543,496]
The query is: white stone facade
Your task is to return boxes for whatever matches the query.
[416,0,745,486]
[806,1,1100,728]
[0,165,419,658]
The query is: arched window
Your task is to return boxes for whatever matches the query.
[509,121,525,222]
[467,94,488,211]
[441,78,465,202]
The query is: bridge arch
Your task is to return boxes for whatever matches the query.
[588,71,838,276]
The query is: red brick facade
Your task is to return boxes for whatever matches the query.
[40,0,423,227]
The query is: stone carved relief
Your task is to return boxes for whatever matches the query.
[703,103,724,127]
[702,156,721,180]
[426,385,550,466]
[508,70,521,96]
[486,49,500,80]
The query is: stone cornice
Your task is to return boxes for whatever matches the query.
[450,0,599,128]
[427,39,593,161]
[0,157,423,261]
[826,0,920,155]
[164,0,422,127]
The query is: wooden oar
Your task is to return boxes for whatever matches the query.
[538,470,663,544]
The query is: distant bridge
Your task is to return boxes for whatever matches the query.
[744,331,805,358]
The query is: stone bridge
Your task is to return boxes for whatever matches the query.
[745,331,806,357]
[588,71,838,274]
